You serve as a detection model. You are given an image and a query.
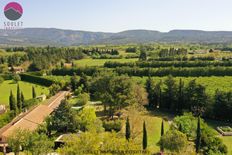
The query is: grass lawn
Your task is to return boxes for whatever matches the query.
[0,80,49,106]
[222,136,232,154]
[206,119,232,154]
[121,109,171,153]
[74,58,138,67]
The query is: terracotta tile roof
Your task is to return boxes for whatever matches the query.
[0,91,68,141]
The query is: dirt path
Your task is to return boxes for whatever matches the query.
[0,91,68,142]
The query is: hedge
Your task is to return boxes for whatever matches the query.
[104,61,232,68]
[20,73,54,86]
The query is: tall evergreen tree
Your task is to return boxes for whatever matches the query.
[154,80,162,108]
[143,121,147,150]
[160,120,164,152]
[125,117,131,141]
[163,75,177,110]
[159,81,162,109]
[21,92,25,109]
[70,73,78,90]
[179,123,182,132]
[146,76,154,107]
[177,78,184,114]
[32,86,36,98]
[79,73,89,92]
[196,116,201,153]
[9,90,17,112]
[17,84,22,112]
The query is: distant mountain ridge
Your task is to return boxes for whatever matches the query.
[1,28,232,46]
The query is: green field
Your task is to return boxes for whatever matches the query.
[205,119,232,154]
[134,76,232,95]
[122,110,170,153]
[222,136,232,154]
[0,80,49,106]
[74,58,138,67]
[132,111,232,153]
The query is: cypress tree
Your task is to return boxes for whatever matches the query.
[177,78,184,114]
[17,84,22,112]
[159,80,162,109]
[125,117,131,141]
[32,86,36,98]
[196,116,201,153]
[161,120,164,136]
[160,120,164,152]
[142,121,147,150]
[9,90,17,113]
[21,92,25,109]
[179,123,182,132]
[146,76,154,107]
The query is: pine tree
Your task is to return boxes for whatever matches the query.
[125,117,131,141]
[196,116,201,153]
[9,90,17,112]
[160,120,164,152]
[32,86,36,98]
[17,84,22,112]
[21,92,25,109]
[143,121,147,150]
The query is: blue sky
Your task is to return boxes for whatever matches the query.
[1,0,232,32]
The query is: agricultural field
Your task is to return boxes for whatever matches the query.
[133,76,232,95]
[74,58,138,67]
[0,80,49,105]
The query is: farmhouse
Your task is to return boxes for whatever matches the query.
[9,66,25,74]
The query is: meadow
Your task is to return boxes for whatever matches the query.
[0,80,49,106]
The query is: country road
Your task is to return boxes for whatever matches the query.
[0,91,68,142]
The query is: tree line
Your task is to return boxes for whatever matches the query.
[146,76,232,122]
[158,48,188,57]
[104,60,232,68]
[115,66,232,77]
[9,85,37,116]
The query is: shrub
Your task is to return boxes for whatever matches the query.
[76,93,90,106]
[24,98,40,109]
[103,120,122,132]
[12,74,21,83]
[159,129,188,153]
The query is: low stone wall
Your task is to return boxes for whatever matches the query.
[217,126,232,136]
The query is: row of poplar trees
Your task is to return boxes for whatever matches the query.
[9,85,36,115]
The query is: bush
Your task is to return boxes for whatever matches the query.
[0,76,4,84]
[103,120,122,132]
[24,98,40,109]
[12,74,21,83]
[0,112,15,128]
[159,130,188,153]
[76,93,90,106]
